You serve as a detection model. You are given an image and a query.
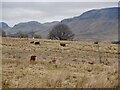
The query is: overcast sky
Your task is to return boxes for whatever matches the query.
[1,0,119,2]
[0,1,119,27]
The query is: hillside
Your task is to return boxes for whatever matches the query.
[61,7,119,41]
[0,7,119,41]
[0,22,11,31]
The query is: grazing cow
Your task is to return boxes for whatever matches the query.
[60,43,66,47]
[94,41,98,44]
[2,43,8,46]
[30,41,34,44]
[52,60,56,63]
[87,69,92,72]
[88,61,94,65]
[81,60,86,64]
[30,55,37,62]
[35,42,40,45]
[72,59,77,62]
[48,61,52,63]
[49,60,57,64]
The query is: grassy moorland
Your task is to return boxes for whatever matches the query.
[2,37,119,88]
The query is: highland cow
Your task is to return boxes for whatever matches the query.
[60,43,66,47]
[35,42,40,45]
[30,41,34,44]
[94,42,98,44]
[30,55,37,62]
[49,60,57,64]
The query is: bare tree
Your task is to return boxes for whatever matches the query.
[0,29,6,37]
[48,24,74,40]
[33,34,41,39]
[16,31,28,38]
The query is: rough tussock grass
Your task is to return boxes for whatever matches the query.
[2,37,118,88]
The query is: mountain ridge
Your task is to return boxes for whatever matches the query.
[0,7,119,41]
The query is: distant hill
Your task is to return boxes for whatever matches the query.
[6,21,59,38]
[61,7,119,41]
[1,7,119,41]
[0,22,11,31]
[9,21,44,36]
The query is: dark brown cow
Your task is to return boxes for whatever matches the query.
[60,43,66,47]
[94,42,98,44]
[88,61,94,65]
[35,42,40,45]
[52,60,56,63]
[30,41,34,44]
[30,55,37,62]
[49,60,56,64]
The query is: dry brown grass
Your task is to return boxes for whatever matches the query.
[2,37,118,88]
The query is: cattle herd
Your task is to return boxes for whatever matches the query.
[29,41,68,63]
[29,41,101,64]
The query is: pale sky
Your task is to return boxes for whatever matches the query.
[0,0,119,27]
[1,0,119,2]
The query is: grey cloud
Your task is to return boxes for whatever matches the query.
[1,0,119,2]
[2,2,118,26]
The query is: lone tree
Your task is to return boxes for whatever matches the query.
[48,24,74,40]
[0,29,6,37]
[33,34,41,39]
[17,31,28,38]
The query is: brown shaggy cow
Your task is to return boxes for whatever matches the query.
[30,55,37,62]
[52,60,56,63]
[35,42,40,45]
[49,60,57,64]
[94,42,98,44]
[30,41,34,44]
[60,43,66,47]
[88,61,94,65]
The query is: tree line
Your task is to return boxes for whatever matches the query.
[1,24,74,40]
